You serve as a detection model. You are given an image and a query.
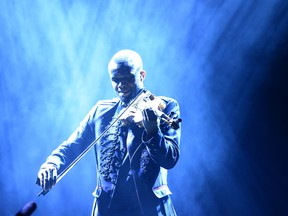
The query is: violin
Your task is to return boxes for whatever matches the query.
[119,89,182,130]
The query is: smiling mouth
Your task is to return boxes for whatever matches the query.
[118,90,131,97]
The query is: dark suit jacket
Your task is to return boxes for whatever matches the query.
[43,91,181,215]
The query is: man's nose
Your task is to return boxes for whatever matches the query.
[118,81,128,87]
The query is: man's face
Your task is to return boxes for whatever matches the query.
[109,65,144,104]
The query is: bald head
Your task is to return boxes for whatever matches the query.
[108,49,146,104]
[108,49,143,76]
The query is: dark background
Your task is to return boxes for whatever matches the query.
[1,0,288,215]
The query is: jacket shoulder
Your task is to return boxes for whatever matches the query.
[92,98,120,117]
[157,96,179,106]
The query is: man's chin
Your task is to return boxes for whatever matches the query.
[118,93,132,104]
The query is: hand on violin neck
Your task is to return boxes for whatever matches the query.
[142,107,159,137]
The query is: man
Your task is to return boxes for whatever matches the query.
[36,49,181,215]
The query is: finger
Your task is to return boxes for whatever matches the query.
[40,171,46,188]
[45,168,57,189]
[35,177,40,185]
[37,169,44,181]
[142,108,149,122]
[146,108,157,121]
[43,179,48,191]
[43,170,49,191]
[45,169,54,191]
[47,168,53,180]
[46,169,55,191]
[36,172,41,186]
[51,168,57,186]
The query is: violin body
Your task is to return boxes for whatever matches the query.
[119,89,181,130]
[119,90,166,127]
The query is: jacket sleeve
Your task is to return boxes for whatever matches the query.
[142,98,181,169]
[41,105,97,173]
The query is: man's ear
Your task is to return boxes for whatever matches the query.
[140,70,146,81]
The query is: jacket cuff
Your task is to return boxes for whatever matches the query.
[142,130,162,149]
